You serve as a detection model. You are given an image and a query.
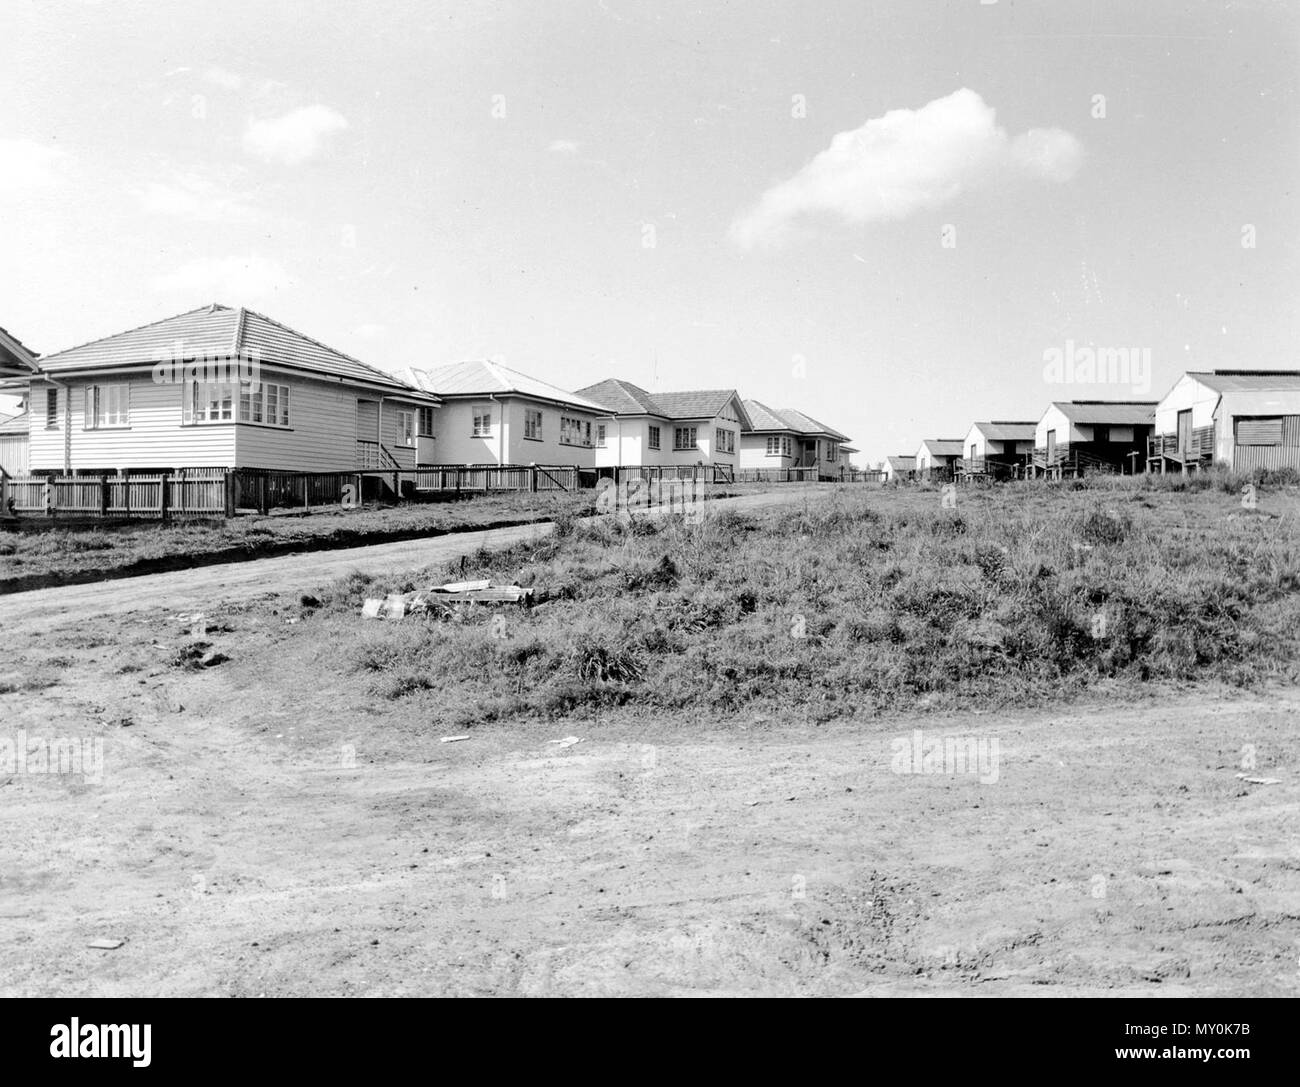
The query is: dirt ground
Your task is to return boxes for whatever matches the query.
[2,488,1298,997]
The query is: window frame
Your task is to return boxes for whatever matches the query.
[673,425,697,451]
[648,425,660,450]
[45,388,59,429]
[524,408,543,441]
[84,383,130,430]
[471,404,492,437]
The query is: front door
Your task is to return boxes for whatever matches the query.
[1046,430,1056,462]
[1177,409,1192,455]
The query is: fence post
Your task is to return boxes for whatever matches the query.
[303,475,310,512]
[123,472,130,520]
[259,474,269,515]
[100,475,109,518]
[530,466,538,493]
[160,473,170,523]
[225,472,236,518]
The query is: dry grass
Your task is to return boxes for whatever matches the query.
[296,478,1300,729]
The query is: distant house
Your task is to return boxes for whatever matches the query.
[15,304,439,474]
[0,324,39,476]
[914,439,964,481]
[1033,400,1155,476]
[402,360,610,467]
[962,421,1037,479]
[1150,370,1300,473]
[738,400,850,480]
[882,455,916,483]
[0,411,29,475]
[577,379,751,474]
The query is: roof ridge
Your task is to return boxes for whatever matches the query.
[232,306,248,356]
[40,303,233,362]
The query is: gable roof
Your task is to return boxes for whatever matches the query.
[972,420,1038,441]
[887,455,916,470]
[32,304,429,395]
[0,410,28,436]
[921,439,965,457]
[402,360,611,413]
[742,399,848,441]
[1052,400,1156,425]
[1185,369,1300,394]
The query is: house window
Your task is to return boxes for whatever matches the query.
[398,410,415,447]
[418,406,435,437]
[472,405,492,437]
[85,384,130,428]
[827,442,837,462]
[45,388,59,428]
[782,437,792,457]
[1235,416,1285,445]
[765,436,781,456]
[595,424,606,447]
[714,427,735,454]
[648,425,660,450]
[673,426,697,451]
[560,416,590,446]
[524,408,543,440]
[1093,425,1110,444]
[236,381,289,427]
[192,380,288,426]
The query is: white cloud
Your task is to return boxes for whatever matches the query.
[137,172,259,223]
[152,255,297,300]
[547,139,580,153]
[0,137,70,194]
[730,88,1083,249]
[243,105,348,165]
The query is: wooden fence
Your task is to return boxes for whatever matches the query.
[614,464,735,484]
[1,471,228,520]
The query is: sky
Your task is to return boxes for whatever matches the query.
[1,0,1296,463]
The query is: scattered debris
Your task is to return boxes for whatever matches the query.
[362,581,536,618]
[87,938,125,950]
[1235,772,1282,785]
[440,735,471,743]
[549,736,583,748]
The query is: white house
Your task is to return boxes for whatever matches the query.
[962,421,1037,478]
[882,455,916,483]
[0,324,39,476]
[1034,400,1156,475]
[1150,370,1300,472]
[402,360,610,467]
[739,400,850,480]
[8,304,440,475]
[914,439,964,480]
[576,379,751,474]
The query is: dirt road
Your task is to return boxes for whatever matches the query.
[0,487,822,633]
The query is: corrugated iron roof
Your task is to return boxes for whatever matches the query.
[1187,370,1300,393]
[887,455,916,469]
[33,303,427,394]
[0,410,28,435]
[973,420,1037,441]
[1052,400,1156,425]
[922,439,966,456]
[402,360,611,412]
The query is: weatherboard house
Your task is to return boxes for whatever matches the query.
[1033,400,1155,476]
[576,379,751,473]
[961,420,1037,479]
[739,400,850,480]
[914,439,964,481]
[1149,370,1300,473]
[399,360,610,468]
[4,304,441,475]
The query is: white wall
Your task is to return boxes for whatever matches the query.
[1034,404,1079,450]
[740,433,796,469]
[1215,388,1300,463]
[1154,374,1219,434]
[29,375,235,471]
